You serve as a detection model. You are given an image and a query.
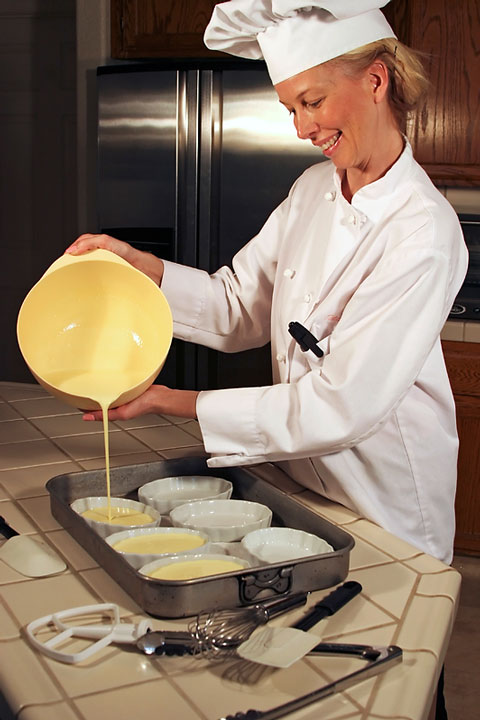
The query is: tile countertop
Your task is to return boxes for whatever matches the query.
[441,319,480,343]
[0,382,460,720]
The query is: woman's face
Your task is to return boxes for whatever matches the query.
[275,61,390,176]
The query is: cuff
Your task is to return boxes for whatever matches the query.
[196,387,266,464]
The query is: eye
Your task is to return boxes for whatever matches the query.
[304,98,323,109]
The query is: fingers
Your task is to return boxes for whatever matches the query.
[63,233,163,284]
[82,410,103,421]
[82,407,128,422]
[82,398,145,423]
[65,233,131,260]
[81,387,197,424]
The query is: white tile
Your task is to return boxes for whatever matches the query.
[445,187,480,214]
[0,639,62,712]
[10,396,80,418]
[0,383,49,401]
[1,573,97,627]
[18,702,81,720]
[112,414,172,430]
[347,519,422,560]
[464,322,480,343]
[79,451,161,471]
[0,403,22,422]
[0,597,22,639]
[128,424,205,451]
[18,496,63,532]
[348,562,418,619]
[74,679,201,720]
[52,431,148,460]
[441,320,464,341]
[366,649,437,719]
[159,447,208,460]
[0,500,39,534]
[0,461,81,499]
[30,414,115,437]
[0,439,71,470]
[0,419,44,444]
[79,567,142,615]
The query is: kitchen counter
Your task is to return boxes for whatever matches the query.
[0,382,460,720]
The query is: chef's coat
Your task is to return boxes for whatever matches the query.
[161,141,468,563]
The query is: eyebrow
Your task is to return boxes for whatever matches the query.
[278,90,320,107]
[278,84,327,106]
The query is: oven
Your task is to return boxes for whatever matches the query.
[449,214,480,321]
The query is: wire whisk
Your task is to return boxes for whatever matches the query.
[189,592,309,659]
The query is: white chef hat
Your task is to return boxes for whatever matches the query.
[204,1,396,84]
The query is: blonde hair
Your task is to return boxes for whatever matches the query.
[329,38,429,130]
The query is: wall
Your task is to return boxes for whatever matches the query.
[75,0,111,233]
[0,0,77,382]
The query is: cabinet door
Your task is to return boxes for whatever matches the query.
[384,0,480,186]
[443,340,480,555]
[111,0,224,58]
[453,395,480,554]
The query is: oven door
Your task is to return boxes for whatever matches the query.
[449,214,480,321]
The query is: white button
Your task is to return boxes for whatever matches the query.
[324,191,336,201]
[359,215,367,225]
[283,268,295,278]
[347,214,357,225]
[276,353,286,363]
[303,293,312,303]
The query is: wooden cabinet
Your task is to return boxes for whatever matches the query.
[110,0,224,58]
[443,340,480,555]
[383,0,480,186]
[111,1,480,187]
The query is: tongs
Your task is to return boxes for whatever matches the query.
[25,599,402,718]
[219,642,403,720]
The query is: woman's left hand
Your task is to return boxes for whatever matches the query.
[82,385,199,422]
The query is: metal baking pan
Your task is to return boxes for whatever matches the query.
[47,456,355,618]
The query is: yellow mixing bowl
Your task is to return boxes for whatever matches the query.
[17,249,173,410]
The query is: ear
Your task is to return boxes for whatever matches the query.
[367,61,389,103]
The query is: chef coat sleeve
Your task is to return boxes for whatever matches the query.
[196,224,465,467]
[160,193,292,353]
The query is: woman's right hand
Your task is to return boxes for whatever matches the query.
[65,233,165,286]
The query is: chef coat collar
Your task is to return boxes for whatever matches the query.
[332,139,415,222]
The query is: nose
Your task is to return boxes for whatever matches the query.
[295,114,319,141]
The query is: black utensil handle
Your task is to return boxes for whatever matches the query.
[0,516,19,539]
[263,591,309,620]
[292,580,362,632]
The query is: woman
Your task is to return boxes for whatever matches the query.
[67,0,467,567]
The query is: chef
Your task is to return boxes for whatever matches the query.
[67,0,468,567]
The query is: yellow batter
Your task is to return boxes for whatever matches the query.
[147,558,244,580]
[81,507,154,525]
[112,532,206,554]
[43,369,142,522]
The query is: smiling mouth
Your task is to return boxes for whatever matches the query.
[318,132,342,152]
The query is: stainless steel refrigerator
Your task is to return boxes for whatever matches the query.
[96,60,323,391]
